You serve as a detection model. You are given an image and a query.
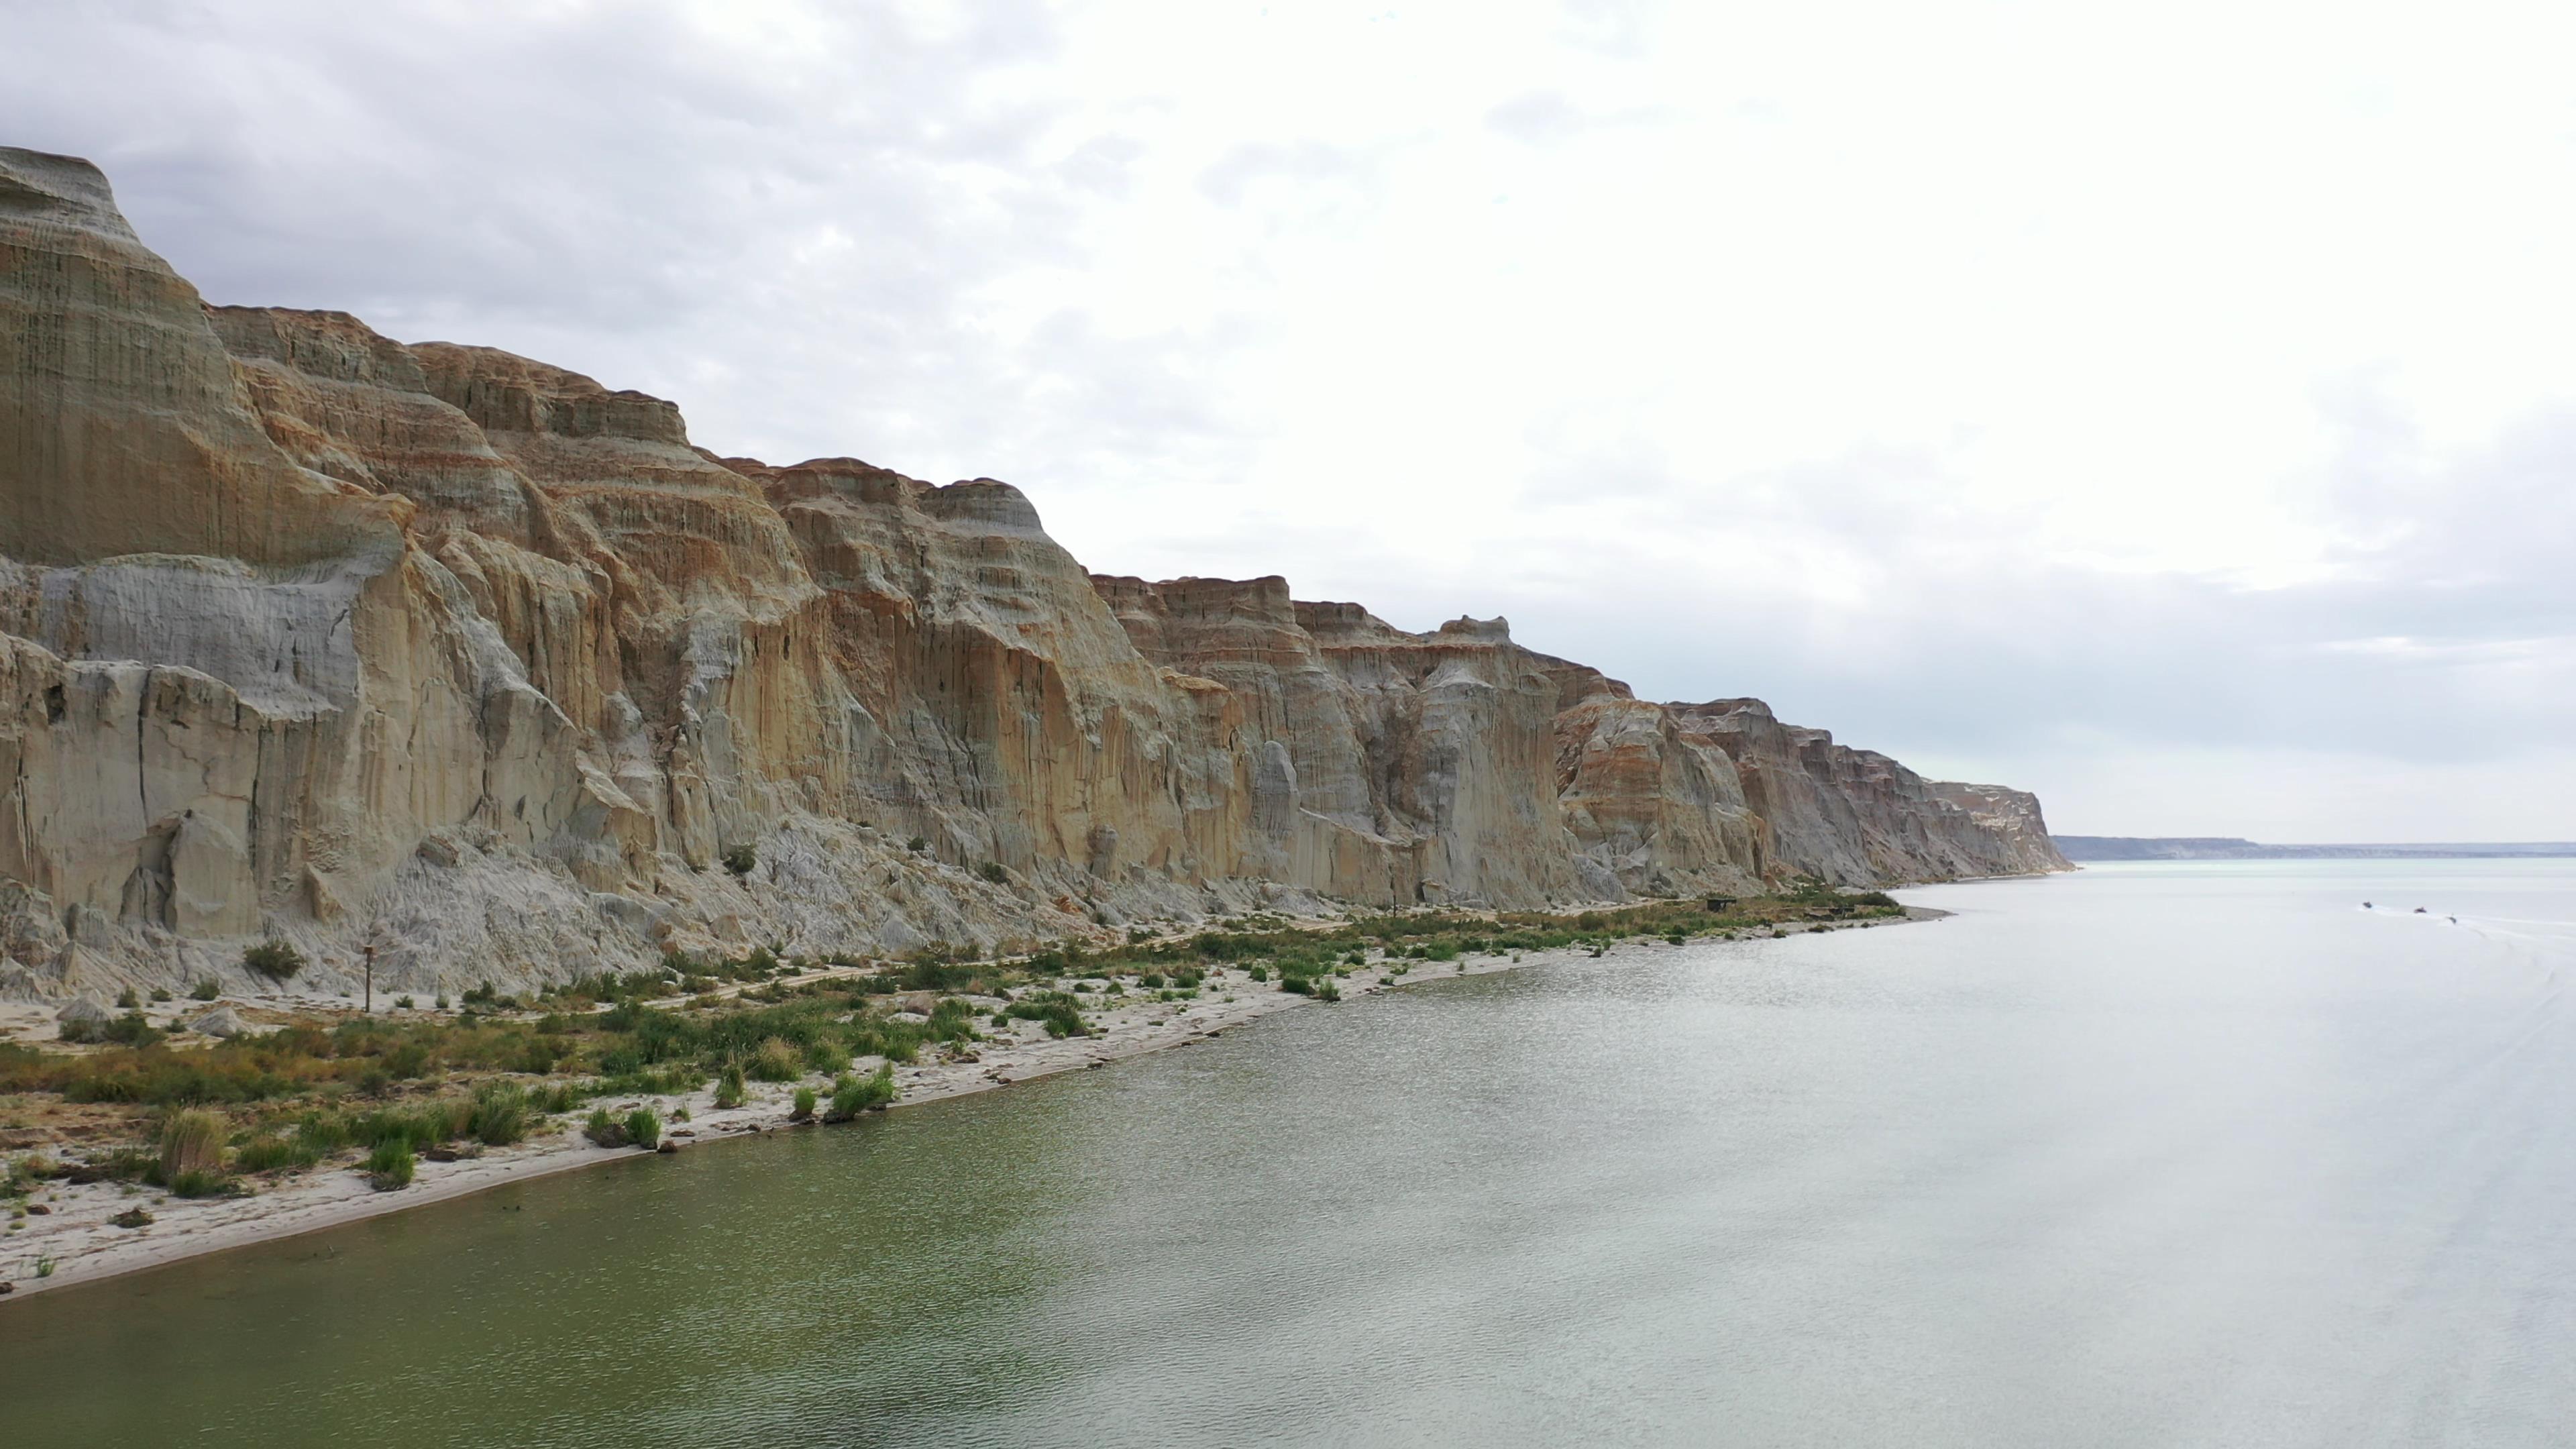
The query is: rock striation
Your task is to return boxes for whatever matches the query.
[0,148,2068,1000]
[1664,700,2069,885]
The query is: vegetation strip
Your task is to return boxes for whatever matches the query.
[3,885,1903,1295]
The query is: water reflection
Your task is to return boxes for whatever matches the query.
[6,861,2575,1448]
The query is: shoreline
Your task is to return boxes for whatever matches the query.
[1,906,1948,1303]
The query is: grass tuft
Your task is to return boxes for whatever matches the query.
[747,1038,802,1083]
[365,1139,415,1190]
[158,1108,227,1182]
[468,1081,529,1147]
[826,1064,896,1121]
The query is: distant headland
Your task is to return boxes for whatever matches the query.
[2055,837,2576,862]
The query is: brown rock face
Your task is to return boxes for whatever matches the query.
[1668,700,2073,884]
[0,148,2067,998]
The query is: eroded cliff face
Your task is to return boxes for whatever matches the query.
[0,148,2065,1000]
[1667,700,2072,884]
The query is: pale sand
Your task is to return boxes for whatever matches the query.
[0,910,1941,1303]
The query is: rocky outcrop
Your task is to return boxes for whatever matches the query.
[182,1005,249,1038]
[1927,782,2070,875]
[0,147,2066,1000]
[1667,700,2072,883]
[1091,577,1780,903]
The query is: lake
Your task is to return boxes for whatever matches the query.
[6,860,2575,1447]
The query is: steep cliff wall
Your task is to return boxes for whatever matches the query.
[1091,578,1772,904]
[0,148,2065,1000]
[1668,700,2072,883]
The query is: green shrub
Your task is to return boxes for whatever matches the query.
[233,1134,323,1173]
[93,1149,156,1183]
[826,1065,896,1121]
[159,1108,228,1181]
[623,1108,661,1150]
[747,1038,801,1083]
[823,1073,859,1122]
[394,996,415,1010]
[468,1081,529,1146]
[102,1012,164,1048]
[295,1110,354,1153]
[382,1040,435,1079]
[366,1139,415,1190]
[593,1066,705,1097]
[243,938,305,983]
[906,836,926,852]
[353,1099,470,1152]
[189,979,221,1002]
[928,998,978,1040]
[720,843,757,876]
[1310,977,1342,1002]
[1002,994,1087,1038]
[168,1169,235,1198]
[583,1107,627,1148]
[790,1085,816,1122]
[978,861,1008,884]
[714,1063,748,1109]
[115,987,140,1010]
[7,1153,58,1192]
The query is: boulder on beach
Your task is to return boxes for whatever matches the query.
[184,1006,250,1038]
[55,997,113,1031]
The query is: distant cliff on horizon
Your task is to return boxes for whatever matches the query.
[0,146,2069,1000]
[2056,837,2576,861]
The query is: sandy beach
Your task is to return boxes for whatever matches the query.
[1,910,1939,1303]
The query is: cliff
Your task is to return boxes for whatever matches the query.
[0,148,2067,1000]
[1667,701,2070,884]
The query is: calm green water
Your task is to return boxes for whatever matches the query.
[7,861,2576,1447]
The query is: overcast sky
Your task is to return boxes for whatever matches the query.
[10,1,2573,840]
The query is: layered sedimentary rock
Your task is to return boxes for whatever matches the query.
[1667,700,2071,883]
[1091,577,1780,904]
[0,148,2066,1000]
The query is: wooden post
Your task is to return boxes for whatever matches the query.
[364,941,376,1016]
